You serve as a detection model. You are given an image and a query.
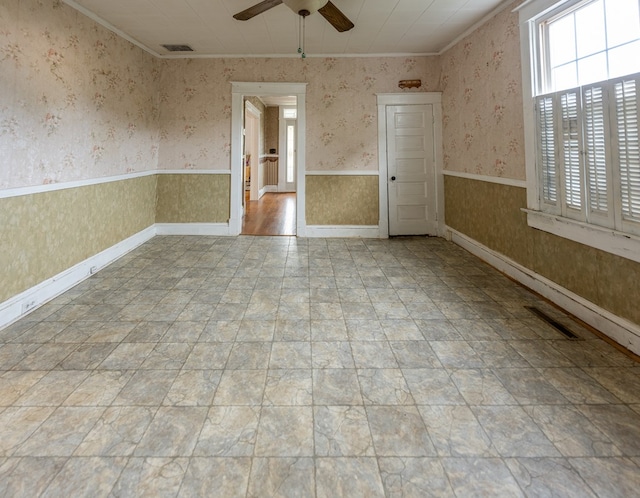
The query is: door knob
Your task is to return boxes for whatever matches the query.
[390,176,396,181]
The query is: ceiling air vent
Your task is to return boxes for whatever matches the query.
[161,44,194,52]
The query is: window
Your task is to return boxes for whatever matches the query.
[535,73,640,235]
[286,123,296,184]
[519,0,640,255]
[541,0,640,92]
[283,108,297,119]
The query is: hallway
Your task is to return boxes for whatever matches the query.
[1,236,639,496]
[242,193,296,236]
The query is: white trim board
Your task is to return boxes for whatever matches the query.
[0,222,233,331]
[155,223,232,236]
[1,170,231,199]
[524,209,640,264]
[161,52,439,59]
[447,226,640,356]
[259,186,278,197]
[0,226,156,332]
[0,220,381,331]
[62,0,163,58]
[443,170,527,189]
[159,170,230,175]
[304,225,383,238]
[439,0,518,55]
[376,93,442,106]
[0,171,156,199]
[305,171,379,176]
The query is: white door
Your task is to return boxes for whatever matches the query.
[387,104,437,236]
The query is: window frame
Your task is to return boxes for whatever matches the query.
[517,0,640,264]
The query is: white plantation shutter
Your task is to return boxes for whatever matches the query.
[614,77,640,230]
[536,96,559,208]
[534,71,640,236]
[523,0,640,254]
[559,91,584,217]
[535,74,640,235]
[583,84,613,225]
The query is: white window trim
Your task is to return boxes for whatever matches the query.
[517,0,640,263]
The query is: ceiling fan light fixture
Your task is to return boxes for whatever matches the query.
[233,0,353,34]
[283,0,328,16]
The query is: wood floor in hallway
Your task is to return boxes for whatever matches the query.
[242,192,296,236]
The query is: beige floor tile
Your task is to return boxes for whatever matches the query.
[111,457,188,497]
[316,457,385,498]
[247,457,315,498]
[254,407,314,457]
[1,235,637,496]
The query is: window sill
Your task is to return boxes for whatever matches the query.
[523,209,640,264]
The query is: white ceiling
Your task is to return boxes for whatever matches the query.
[63,0,513,58]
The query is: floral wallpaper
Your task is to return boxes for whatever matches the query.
[0,0,160,190]
[0,0,529,189]
[1,0,441,187]
[440,2,526,180]
[158,56,441,172]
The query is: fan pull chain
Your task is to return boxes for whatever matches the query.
[301,15,306,58]
[297,15,302,55]
[296,10,308,59]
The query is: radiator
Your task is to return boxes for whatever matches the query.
[265,160,278,186]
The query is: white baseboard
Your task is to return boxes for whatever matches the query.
[0,222,233,331]
[259,186,278,198]
[447,226,640,356]
[304,225,383,238]
[0,226,156,330]
[155,223,231,236]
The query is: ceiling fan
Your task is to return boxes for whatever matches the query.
[233,0,354,32]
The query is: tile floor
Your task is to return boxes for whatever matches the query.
[1,235,640,497]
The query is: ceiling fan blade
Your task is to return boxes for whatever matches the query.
[318,1,354,32]
[233,0,283,21]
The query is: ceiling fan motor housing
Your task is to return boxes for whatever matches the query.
[283,0,329,16]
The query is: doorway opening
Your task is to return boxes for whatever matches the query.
[242,192,297,235]
[241,98,298,236]
[230,82,307,237]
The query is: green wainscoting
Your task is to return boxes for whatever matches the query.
[306,175,379,226]
[155,174,231,223]
[0,175,157,302]
[444,175,640,326]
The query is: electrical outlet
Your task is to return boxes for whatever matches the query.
[22,300,36,314]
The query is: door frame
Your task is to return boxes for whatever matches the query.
[244,100,261,201]
[376,92,445,238]
[231,82,307,236]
